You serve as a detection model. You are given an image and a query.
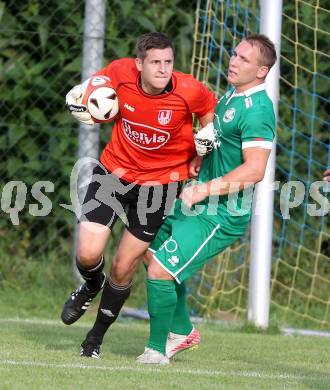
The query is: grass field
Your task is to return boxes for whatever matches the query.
[1,316,329,389]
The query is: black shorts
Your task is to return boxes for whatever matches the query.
[80,163,182,242]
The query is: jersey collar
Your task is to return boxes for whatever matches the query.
[225,83,266,105]
[233,83,266,97]
[137,75,176,98]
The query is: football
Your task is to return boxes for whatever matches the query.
[81,76,119,123]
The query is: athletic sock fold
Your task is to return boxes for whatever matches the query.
[76,256,105,292]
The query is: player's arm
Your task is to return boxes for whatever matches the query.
[209,147,271,194]
[323,169,330,182]
[189,155,203,178]
[198,112,214,127]
[181,147,271,207]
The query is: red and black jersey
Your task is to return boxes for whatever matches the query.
[95,58,216,184]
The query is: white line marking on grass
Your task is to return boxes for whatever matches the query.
[0,318,90,328]
[2,318,330,339]
[0,318,146,329]
[282,327,330,338]
[0,360,328,382]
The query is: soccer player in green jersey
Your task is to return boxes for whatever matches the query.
[136,34,277,364]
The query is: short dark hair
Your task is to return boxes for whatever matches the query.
[244,34,277,69]
[136,32,174,60]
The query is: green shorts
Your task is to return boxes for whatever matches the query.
[149,200,249,283]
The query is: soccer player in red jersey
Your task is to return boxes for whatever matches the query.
[62,32,216,358]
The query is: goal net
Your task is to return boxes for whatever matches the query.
[189,0,330,329]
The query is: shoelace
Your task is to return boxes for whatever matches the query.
[70,287,92,306]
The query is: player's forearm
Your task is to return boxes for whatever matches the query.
[207,161,266,196]
[198,112,214,127]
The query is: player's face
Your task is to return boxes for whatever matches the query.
[136,48,174,95]
[228,41,268,92]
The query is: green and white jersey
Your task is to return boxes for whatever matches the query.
[150,84,276,280]
[198,83,275,223]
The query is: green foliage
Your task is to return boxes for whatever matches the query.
[104,0,195,72]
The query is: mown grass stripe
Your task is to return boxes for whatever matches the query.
[0,359,327,382]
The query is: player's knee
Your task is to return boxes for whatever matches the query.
[110,257,133,285]
[77,248,103,268]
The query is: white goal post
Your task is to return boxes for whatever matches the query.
[248,0,283,328]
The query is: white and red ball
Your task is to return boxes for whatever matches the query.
[81,76,119,123]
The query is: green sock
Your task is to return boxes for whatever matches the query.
[146,279,177,354]
[170,282,193,335]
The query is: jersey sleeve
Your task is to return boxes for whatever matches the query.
[92,58,135,89]
[93,64,116,86]
[187,78,217,118]
[240,107,275,149]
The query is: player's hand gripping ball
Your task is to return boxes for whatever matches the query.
[66,76,119,125]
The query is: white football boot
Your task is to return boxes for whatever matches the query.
[166,328,201,358]
[136,347,170,365]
